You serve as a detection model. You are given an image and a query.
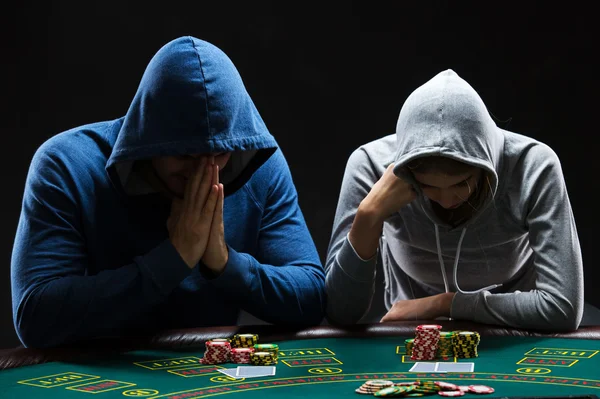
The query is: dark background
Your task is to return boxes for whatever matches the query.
[2,4,598,348]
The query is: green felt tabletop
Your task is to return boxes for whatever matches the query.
[1,335,599,398]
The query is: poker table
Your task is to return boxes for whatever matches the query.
[1,321,600,399]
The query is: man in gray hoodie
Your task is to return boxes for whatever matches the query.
[325,69,583,331]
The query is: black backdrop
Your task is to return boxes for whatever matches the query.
[2,4,598,348]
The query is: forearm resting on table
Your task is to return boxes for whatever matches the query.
[435,292,455,318]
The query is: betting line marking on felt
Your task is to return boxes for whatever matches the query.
[524,348,599,359]
[18,372,101,388]
[517,357,578,368]
[134,357,204,370]
[277,347,335,358]
[66,379,137,394]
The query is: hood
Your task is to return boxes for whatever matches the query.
[106,36,278,196]
[392,69,503,203]
[392,69,506,295]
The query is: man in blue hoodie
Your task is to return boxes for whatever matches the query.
[11,36,327,348]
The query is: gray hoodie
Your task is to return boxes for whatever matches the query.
[325,69,583,331]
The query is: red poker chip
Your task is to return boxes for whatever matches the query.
[435,381,460,391]
[207,351,228,356]
[209,355,229,359]
[438,391,465,397]
[416,331,439,335]
[415,343,439,347]
[415,338,438,342]
[207,353,229,358]
[417,324,442,330]
[468,385,495,394]
[206,351,228,356]
[207,342,231,348]
[457,386,470,392]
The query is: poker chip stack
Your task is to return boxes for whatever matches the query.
[231,333,259,348]
[378,380,444,396]
[249,351,277,365]
[355,380,394,395]
[410,324,441,361]
[230,347,255,364]
[404,339,414,357]
[452,331,480,358]
[199,333,282,365]
[200,339,231,364]
[437,331,456,358]
[254,344,279,361]
[229,333,259,364]
[356,380,495,397]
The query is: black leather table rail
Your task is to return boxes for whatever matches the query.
[2,321,598,370]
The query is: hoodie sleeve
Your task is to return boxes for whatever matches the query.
[451,144,584,331]
[208,150,326,325]
[11,146,192,348]
[323,148,381,324]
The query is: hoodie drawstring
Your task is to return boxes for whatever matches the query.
[434,224,502,294]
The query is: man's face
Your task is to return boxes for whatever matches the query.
[151,152,232,197]
[413,168,482,210]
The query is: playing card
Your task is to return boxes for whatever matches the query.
[235,366,276,377]
[409,362,437,372]
[436,362,475,372]
[217,368,244,379]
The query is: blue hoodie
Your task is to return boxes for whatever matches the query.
[11,36,326,348]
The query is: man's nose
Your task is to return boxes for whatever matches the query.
[438,191,457,208]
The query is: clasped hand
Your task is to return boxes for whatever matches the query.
[167,157,228,273]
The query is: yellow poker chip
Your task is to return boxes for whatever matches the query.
[364,379,394,387]
[373,386,403,397]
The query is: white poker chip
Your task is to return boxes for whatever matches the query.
[468,385,495,394]
[435,381,460,391]
[438,391,465,397]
